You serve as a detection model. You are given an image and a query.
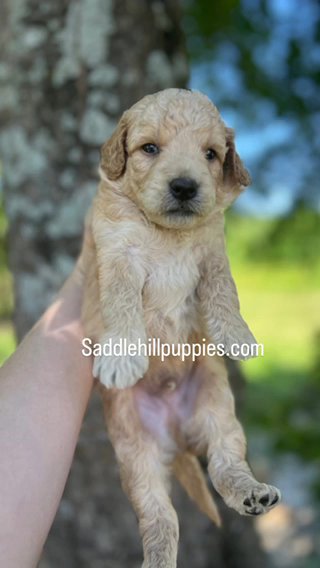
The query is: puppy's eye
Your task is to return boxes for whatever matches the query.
[142,143,159,155]
[205,148,217,161]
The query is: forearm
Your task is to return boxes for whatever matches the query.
[93,245,148,388]
[97,258,146,336]
[0,276,93,568]
[197,254,256,359]
[100,276,146,336]
[93,208,146,335]
[199,255,241,317]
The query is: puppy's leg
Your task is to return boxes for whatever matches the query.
[104,391,179,568]
[92,210,149,389]
[198,252,257,360]
[187,358,281,516]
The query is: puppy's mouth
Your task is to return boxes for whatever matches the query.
[166,207,197,217]
[164,200,202,218]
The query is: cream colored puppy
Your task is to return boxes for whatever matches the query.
[82,89,280,568]
[88,88,256,389]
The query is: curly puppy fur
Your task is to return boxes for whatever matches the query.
[82,89,280,568]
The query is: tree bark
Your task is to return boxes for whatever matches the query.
[0,1,267,566]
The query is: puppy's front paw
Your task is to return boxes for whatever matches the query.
[211,317,258,361]
[93,336,149,389]
[223,323,257,361]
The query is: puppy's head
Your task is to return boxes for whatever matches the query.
[100,89,250,229]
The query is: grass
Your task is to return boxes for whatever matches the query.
[237,281,319,379]
[0,264,15,363]
[0,322,15,365]
[225,211,320,462]
[0,204,15,364]
[225,212,320,383]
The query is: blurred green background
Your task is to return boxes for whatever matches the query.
[186,0,320,489]
[0,204,14,364]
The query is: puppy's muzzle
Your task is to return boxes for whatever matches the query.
[169,177,199,202]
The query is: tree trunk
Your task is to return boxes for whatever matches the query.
[0,1,267,566]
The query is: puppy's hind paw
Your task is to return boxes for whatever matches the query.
[239,484,281,516]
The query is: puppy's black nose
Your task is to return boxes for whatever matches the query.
[169,177,198,201]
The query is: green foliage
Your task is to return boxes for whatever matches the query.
[185,0,240,44]
[0,200,15,364]
[244,358,320,462]
[0,323,15,365]
[0,204,13,320]
[185,0,320,201]
[186,0,320,116]
[247,204,320,264]
[225,209,320,466]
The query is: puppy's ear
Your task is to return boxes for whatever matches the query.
[100,112,128,181]
[223,127,251,193]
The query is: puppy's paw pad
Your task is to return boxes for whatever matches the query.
[242,484,281,516]
[270,493,280,506]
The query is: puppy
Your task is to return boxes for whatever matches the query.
[82,89,280,568]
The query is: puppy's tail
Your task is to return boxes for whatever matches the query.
[172,452,221,527]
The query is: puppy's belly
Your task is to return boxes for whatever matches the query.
[132,365,201,453]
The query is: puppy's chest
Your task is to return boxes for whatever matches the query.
[142,245,202,339]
